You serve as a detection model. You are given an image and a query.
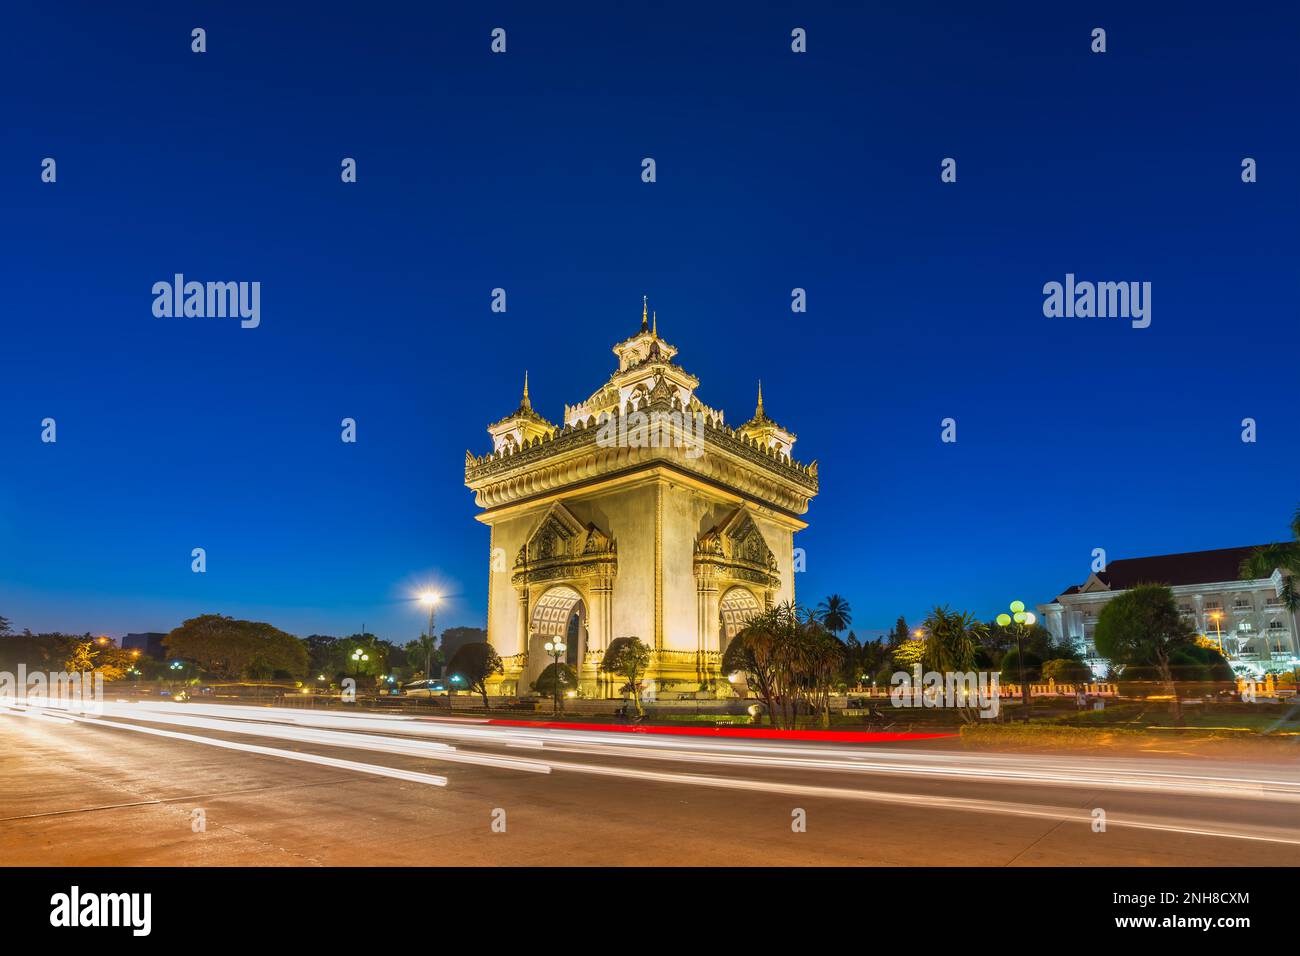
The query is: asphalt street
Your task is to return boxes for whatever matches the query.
[2,700,1297,866]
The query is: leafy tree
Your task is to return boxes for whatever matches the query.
[332,633,387,684]
[304,635,338,677]
[844,633,887,686]
[446,642,503,709]
[720,604,841,728]
[1127,645,1233,683]
[840,632,864,686]
[1240,505,1300,611]
[532,662,579,698]
[95,645,137,681]
[163,615,307,680]
[0,631,77,671]
[722,626,782,727]
[601,636,652,717]
[1041,658,1093,683]
[999,648,1042,686]
[814,595,852,637]
[1170,644,1232,682]
[888,616,911,649]
[891,636,925,669]
[1093,584,1195,722]
[404,634,441,681]
[64,639,96,674]
[0,615,12,636]
[798,620,844,728]
[374,638,402,672]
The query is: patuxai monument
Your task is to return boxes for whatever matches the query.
[465,300,819,698]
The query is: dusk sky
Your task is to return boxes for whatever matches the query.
[2,1,1296,644]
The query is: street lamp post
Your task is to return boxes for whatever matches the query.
[997,601,1037,722]
[350,648,369,689]
[1209,610,1224,656]
[543,638,567,715]
[420,592,442,704]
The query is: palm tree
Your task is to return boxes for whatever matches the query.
[814,595,852,637]
[799,619,845,728]
[921,606,985,674]
[406,633,439,681]
[723,603,843,728]
[1240,505,1300,612]
[920,606,988,723]
[723,610,788,727]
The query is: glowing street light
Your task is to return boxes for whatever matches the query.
[350,647,369,682]
[997,600,1037,722]
[543,638,567,715]
[417,592,443,705]
[1208,609,1225,655]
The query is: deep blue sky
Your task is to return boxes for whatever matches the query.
[2,1,1297,644]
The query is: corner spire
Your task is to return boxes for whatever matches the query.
[756,379,764,417]
[652,310,657,336]
[522,370,531,409]
[641,295,648,332]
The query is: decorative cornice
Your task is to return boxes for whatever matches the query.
[466,410,817,514]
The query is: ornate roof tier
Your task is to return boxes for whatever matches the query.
[466,300,819,516]
[486,371,557,454]
[736,381,797,457]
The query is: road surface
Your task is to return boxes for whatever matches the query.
[2,699,1297,866]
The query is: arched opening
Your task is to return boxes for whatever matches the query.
[527,585,586,690]
[719,586,762,653]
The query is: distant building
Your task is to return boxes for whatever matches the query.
[1039,546,1300,676]
[121,632,168,659]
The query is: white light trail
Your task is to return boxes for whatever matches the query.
[18,707,451,788]
[13,700,1300,846]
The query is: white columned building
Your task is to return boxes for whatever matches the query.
[1039,545,1300,677]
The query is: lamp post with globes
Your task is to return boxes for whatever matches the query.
[997,601,1037,722]
[350,647,369,685]
[543,638,567,715]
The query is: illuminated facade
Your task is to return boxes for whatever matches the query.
[465,300,818,697]
[1039,545,1300,676]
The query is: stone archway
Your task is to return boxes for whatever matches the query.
[719,585,762,653]
[526,585,586,690]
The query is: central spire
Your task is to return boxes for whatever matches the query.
[641,295,649,332]
[521,370,531,409]
[755,379,764,416]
